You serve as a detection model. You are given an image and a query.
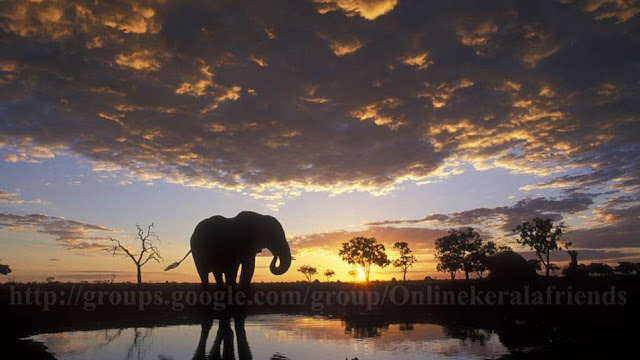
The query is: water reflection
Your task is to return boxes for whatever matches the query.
[30,314,510,359]
[193,313,253,360]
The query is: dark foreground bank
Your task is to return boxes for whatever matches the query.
[1,276,638,359]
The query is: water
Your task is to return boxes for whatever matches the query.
[29,314,510,359]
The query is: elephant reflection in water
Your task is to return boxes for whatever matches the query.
[193,313,291,360]
[193,313,252,360]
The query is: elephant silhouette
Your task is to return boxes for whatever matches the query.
[487,251,538,282]
[166,211,292,288]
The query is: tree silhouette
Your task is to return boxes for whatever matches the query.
[0,263,10,275]
[615,262,640,275]
[323,269,335,282]
[298,265,317,283]
[108,224,162,285]
[586,262,614,276]
[339,236,389,282]
[434,228,483,280]
[513,218,570,277]
[348,269,358,282]
[392,242,417,281]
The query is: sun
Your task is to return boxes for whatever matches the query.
[356,268,366,281]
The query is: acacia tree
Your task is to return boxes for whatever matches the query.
[513,218,570,277]
[323,269,335,282]
[298,265,317,283]
[392,242,417,281]
[339,236,389,282]
[348,269,358,282]
[108,224,162,285]
[434,228,482,280]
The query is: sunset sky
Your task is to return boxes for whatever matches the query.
[1,0,638,283]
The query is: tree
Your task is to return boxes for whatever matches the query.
[586,262,614,276]
[323,269,335,282]
[348,269,358,282]
[513,218,570,277]
[0,263,10,276]
[434,228,483,280]
[339,236,389,282]
[615,262,639,275]
[108,224,163,285]
[298,265,317,283]
[392,242,418,281]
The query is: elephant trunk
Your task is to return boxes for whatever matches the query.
[269,243,291,275]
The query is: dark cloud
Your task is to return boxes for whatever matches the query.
[368,193,597,232]
[1,0,638,258]
[365,191,640,251]
[0,213,113,250]
[519,249,640,263]
[565,217,639,248]
[0,0,636,201]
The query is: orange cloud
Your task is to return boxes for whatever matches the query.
[314,0,398,20]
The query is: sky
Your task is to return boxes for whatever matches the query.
[0,0,639,283]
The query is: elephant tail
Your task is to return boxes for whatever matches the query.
[164,249,192,271]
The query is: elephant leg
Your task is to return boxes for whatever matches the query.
[194,258,210,288]
[213,271,224,289]
[225,265,239,287]
[239,257,256,289]
[197,269,209,288]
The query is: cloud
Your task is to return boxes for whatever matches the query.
[366,189,640,251]
[369,194,595,229]
[313,0,398,20]
[115,50,161,71]
[398,51,432,70]
[0,0,637,211]
[0,213,114,250]
[565,0,640,23]
[0,0,162,40]
[0,189,46,205]
[318,32,364,56]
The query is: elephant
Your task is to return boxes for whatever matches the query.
[165,211,292,288]
[487,251,538,282]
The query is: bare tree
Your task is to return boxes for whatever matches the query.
[108,224,162,285]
